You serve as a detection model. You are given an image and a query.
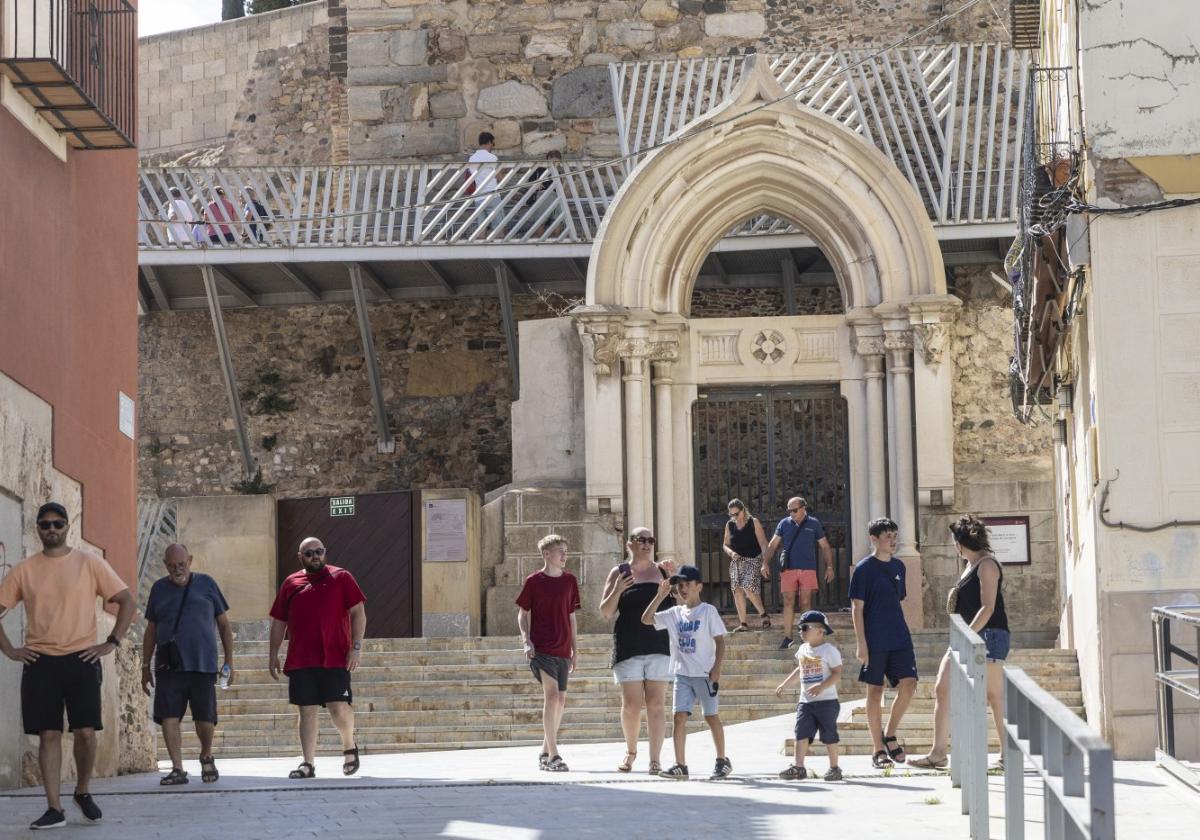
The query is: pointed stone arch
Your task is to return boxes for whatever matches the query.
[586,55,946,314]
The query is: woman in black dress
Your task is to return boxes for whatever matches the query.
[599,526,676,774]
[910,515,1011,770]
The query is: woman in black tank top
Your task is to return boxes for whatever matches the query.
[723,499,770,632]
[910,515,1011,770]
[599,526,676,774]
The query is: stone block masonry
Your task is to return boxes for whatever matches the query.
[139,1,1007,163]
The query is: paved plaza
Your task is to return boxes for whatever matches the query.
[0,716,1192,838]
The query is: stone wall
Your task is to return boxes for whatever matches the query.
[0,372,153,788]
[138,295,556,501]
[689,284,842,318]
[138,1,331,156]
[139,1,1006,163]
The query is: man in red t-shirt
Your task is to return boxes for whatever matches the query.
[516,534,580,772]
[268,537,366,779]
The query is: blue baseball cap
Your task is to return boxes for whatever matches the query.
[799,610,834,635]
[669,565,703,584]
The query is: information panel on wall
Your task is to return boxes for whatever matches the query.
[424,498,467,562]
[981,516,1031,565]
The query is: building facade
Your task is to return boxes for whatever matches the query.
[0,0,150,787]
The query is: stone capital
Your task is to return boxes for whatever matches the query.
[578,326,625,377]
[647,338,680,364]
[883,329,914,352]
[911,322,951,367]
[853,334,885,357]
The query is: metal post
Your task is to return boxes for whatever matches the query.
[949,615,989,839]
[347,264,395,454]
[494,262,520,399]
[199,265,255,479]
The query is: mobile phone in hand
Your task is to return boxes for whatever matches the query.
[709,681,719,696]
[618,562,632,577]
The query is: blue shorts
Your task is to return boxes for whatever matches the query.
[673,674,719,716]
[982,628,1011,662]
[795,699,840,744]
[858,646,918,688]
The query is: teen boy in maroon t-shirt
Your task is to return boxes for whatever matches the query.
[269,537,366,780]
[516,534,580,772]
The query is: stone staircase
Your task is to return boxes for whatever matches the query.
[161,616,1082,761]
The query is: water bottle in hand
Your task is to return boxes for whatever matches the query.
[219,663,231,690]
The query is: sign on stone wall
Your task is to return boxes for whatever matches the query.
[330,496,356,517]
[424,499,467,562]
[982,516,1031,565]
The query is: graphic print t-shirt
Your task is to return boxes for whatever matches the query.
[653,602,726,677]
[795,641,842,703]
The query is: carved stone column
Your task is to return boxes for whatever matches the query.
[884,325,923,628]
[575,309,626,515]
[650,338,680,563]
[908,294,961,508]
[620,334,652,531]
[854,330,888,519]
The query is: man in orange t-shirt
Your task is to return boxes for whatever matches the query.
[0,502,135,831]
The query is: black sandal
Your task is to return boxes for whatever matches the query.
[200,755,218,783]
[159,767,188,786]
[343,746,360,776]
[760,615,771,629]
[288,762,315,779]
[883,736,907,764]
[872,750,894,769]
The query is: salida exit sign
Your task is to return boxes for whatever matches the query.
[330,496,356,517]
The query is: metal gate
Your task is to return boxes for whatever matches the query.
[692,385,851,612]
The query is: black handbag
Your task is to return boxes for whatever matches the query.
[155,573,193,673]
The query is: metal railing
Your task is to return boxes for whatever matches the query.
[949,615,990,840]
[1003,667,1114,840]
[0,0,136,146]
[610,43,1030,225]
[1152,604,1200,790]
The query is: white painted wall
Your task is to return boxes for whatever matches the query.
[1080,2,1200,158]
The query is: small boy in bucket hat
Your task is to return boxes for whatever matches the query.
[775,609,843,781]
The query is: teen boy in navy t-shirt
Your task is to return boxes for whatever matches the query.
[849,517,918,769]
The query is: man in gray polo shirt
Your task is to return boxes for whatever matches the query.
[141,544,234,785]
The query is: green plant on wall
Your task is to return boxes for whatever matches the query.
[231,468,275,495]
[242,370,298,417]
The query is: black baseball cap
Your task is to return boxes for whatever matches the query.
[799,609,834,635]
[36,502,68,521]
[669,565,703,584]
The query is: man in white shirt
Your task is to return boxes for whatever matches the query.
[467,132,503,234]
[165,188,197,247]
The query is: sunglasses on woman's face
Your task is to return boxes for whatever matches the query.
[37,520,67,531]
[632,535,656,545]
[302,548,326,558]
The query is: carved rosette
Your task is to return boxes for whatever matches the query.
[912,322,950,367]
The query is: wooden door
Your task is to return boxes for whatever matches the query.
[275,492,419,638]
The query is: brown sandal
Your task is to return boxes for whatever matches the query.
[617,752,636,772]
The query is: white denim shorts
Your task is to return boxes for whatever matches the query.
[612,654,672,684]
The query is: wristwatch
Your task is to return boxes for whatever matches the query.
[105,634,120,648]
[352,641,362,651]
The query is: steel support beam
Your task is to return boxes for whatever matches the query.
[709,253,731,286]
[781,252,799,316]
[142,265,171,311]
[565,257,588,284]
[275,263,321,302]
[208,265,259,307]
[494,262,520,398]
[348,264,395,453]
[500,260,532,295]
[199,265,256,479]
[420,260,456,295]
[352,262,390,299]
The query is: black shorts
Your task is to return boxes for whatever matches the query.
[858,646,919,688]
[287,668,353,707]
[153,671,218,724]
[21,653,103,735]
[795,699,840,744]
[529,653,570,692]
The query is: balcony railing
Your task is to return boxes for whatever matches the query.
[0,0,135,149]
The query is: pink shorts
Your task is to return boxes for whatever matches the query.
[780,568,818,593]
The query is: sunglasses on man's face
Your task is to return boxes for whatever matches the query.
[302,548,326,558]
[37,520,67,531]
[787,507,802,514]
[632,535,656,545]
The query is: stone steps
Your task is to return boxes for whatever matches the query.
[160,633,1078,759]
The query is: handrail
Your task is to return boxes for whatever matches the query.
[1151,604,1200,791]
[1003,667,1114,840]
[949,615,989,839]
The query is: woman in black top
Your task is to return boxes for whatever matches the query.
[723,499,770,632]
[910,515,1011,770]
[599,526,676,774]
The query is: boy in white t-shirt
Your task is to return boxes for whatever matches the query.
[775,610,844,781]
[642,565,730,781]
